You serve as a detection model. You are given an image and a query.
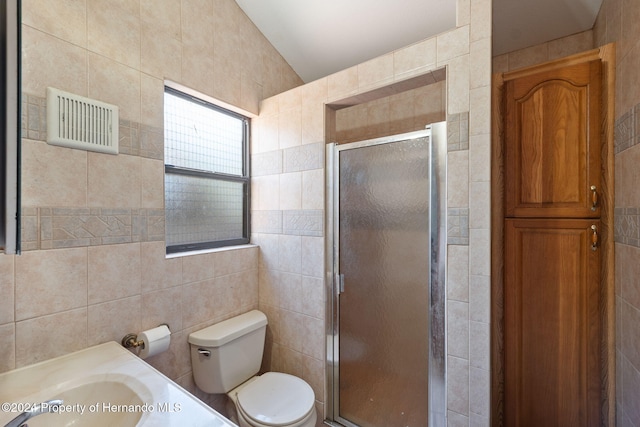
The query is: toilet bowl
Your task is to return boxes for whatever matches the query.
[188,310,316,427]
[229,373,316,427]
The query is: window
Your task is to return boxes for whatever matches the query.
[164,87,250,253]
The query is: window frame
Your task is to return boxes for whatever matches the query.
[163,86,251,254]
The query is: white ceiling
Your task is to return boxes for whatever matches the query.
[235,0,603,83]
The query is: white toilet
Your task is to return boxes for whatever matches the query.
[188,310,317,427]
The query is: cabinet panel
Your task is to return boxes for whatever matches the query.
[504,219,601,427]
[504,60,601,218]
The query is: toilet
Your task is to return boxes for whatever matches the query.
[188,310,317,427]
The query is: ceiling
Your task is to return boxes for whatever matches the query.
[234,0,603,83]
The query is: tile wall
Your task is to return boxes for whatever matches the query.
[1,0,302,418]
[252,0,493,425]
[594,0,640,423]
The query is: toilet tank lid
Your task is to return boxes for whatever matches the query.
[188,310,268,347]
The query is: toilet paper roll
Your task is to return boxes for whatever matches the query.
[138,325,171,359]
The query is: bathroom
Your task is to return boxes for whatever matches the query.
[1,0,640,426]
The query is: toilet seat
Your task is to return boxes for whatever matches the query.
[236,372,315,426]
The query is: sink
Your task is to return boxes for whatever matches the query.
[25,378,147,427]
[0,342,236,427]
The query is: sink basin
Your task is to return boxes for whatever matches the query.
[26,379,147,427]
[0,342,236,427]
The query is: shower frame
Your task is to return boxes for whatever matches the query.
[325,122,448,427]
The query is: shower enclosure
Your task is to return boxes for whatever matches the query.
[326,123,447,427]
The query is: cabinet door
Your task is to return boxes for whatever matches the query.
[504,60,601,218]
[504,219,601,427]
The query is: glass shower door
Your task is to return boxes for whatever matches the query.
[334,132,431,427]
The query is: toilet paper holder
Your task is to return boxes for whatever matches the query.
[121,324,170,350]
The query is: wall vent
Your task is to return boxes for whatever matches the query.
[46,87,119,154]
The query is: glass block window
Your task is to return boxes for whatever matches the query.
[164,87,250,253]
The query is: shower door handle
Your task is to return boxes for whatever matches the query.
[336,274,345,295]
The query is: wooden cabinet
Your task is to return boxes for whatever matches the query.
[501,56,604,427]
[504,219,601,426]
[504,60,601,218]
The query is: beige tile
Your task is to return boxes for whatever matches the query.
[15,248,88,321]
[302,169,324,210]
[301,276,324,320]
[141,241,182,293]
[259,267,281,308]
[470,321,490,370]
[22,0,87,47]
[252,175,280,211]
[469,133,491,182]
[447,55,470,114]
[548,30,594,61]
[448,245,469,302]
[469,229,490,276]
[252,115,280,155]
[181,279,217,329]
[278,235,301,274]
[437,26,470,65]
[301,354,324,401]
[214,246,259,277]
[88,53,141,122]
[87,152,140,208]
[140,0,181,41]
[469,366,490,417]
[470,0,491,42]
[88,243,141,304]
[279,272,302,313]
[279,108,302,149]
[469,181,490,229]
[621,300,640,369]
[241,74,262,116]
[327,67,358,102]
[301,315,324,360]
[181,252,216,284]
[141,26,182,81]
[140,158,164,209]
[358,53,394,90]
[447,355,470,416]
[87,0,140,69]
[0,255,15,325]
[21,25,87,97]
[278,309,303,352]
[279,172,302,210]
[470,86,491,136]
[617,244,640,309]
[394,38,437,79]
[457,0,471,27]
[508,43,549,71]
[140,74,164,129]
[470,274,490,324]
[448,150,469,208]
[0,324,15,373]
[301,101,325,145]
[470,38,491,90]
[448,300,469,358]
[15,308,87,368]
[21,140,87,208]
[615,145,640,207]
[88,295,141,346]
[141,287,182,332]
[301,237,323,279]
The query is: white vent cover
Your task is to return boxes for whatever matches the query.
[46,87,119,154]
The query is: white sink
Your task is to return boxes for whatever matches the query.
[0,342,237,427]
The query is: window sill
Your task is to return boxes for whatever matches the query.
[165,244,258,259]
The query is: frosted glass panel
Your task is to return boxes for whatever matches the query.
[165,174,244,246]
[338,137,430,427]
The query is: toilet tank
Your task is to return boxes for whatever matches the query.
[188,310,268,394]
